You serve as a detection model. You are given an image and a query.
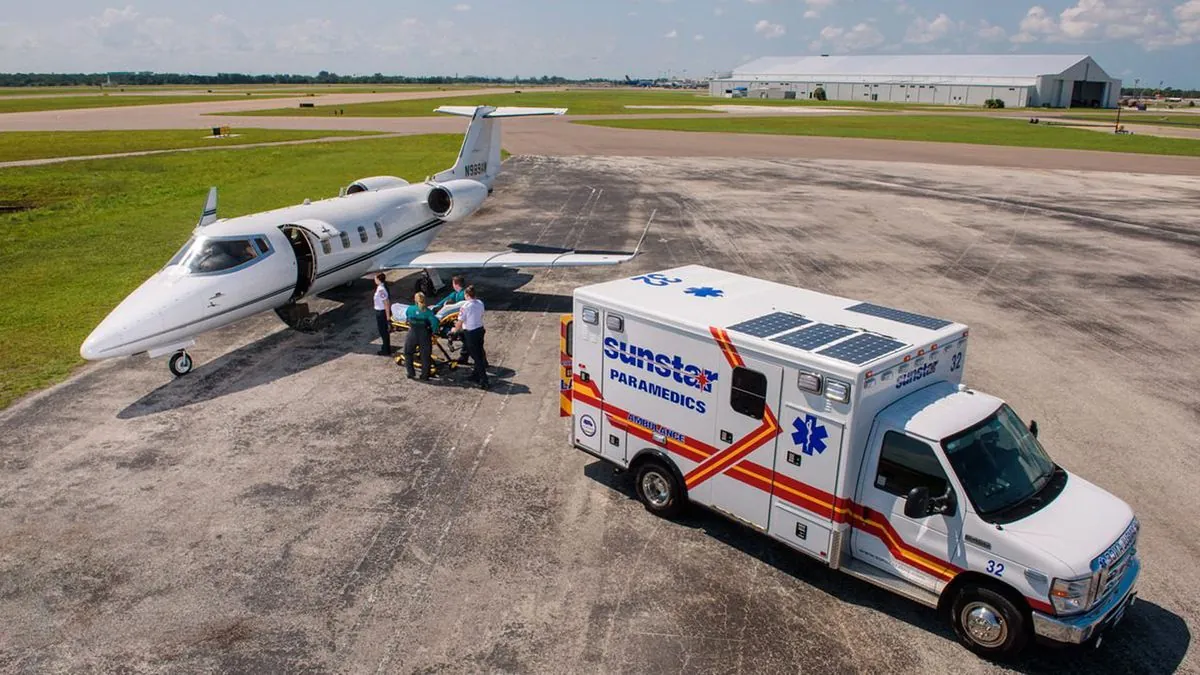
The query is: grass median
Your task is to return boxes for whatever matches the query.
[0,129,383,163]
[0,94,292,114]
[0,133,463,409]
[221,89,928,117]
[576,115,1200,157]
[1058,112,1200,129]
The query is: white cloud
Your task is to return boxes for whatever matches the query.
[809,22,885,51]
[1010,0,1195,49]
[802,0,836,18]
[715,7,725,16]
[904,13,955,44]
[664,28,677,38]
[453,3,470,11]
[754,19,785,38]
[694,34,705,41]
[977,20,1007,41]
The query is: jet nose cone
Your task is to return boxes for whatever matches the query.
[80,275,174,360]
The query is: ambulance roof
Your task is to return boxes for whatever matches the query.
[576,265,968,373]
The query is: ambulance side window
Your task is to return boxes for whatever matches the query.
[730,367,767,420]
[566,321,573,357]
[875,431,949,498]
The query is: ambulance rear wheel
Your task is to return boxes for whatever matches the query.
[634,460,684,518]
[950,584,1029,660]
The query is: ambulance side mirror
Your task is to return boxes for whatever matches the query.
[903,486,931,519]
[1029,420,1039,438]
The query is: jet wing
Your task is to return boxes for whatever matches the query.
[378,248,637,270]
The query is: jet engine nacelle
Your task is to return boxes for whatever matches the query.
[345,176,410,194]
[427,179,489,222]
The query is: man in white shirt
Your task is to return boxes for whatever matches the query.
[454,285,489,389]
[373,273,392,355]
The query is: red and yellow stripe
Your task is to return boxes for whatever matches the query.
[559,314,573,417]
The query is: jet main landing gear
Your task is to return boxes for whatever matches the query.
[168,350,194,377]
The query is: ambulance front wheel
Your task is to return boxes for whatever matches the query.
[950,584,1029,660]
[634,460,685,518]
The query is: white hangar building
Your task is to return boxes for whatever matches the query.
[709,54,1121,108]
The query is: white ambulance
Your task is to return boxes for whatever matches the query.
[558,264,1140,660]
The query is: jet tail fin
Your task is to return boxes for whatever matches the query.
[197,187,218,227]
[431,106,566,187]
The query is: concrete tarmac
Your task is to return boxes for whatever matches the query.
[1,156,1197,673]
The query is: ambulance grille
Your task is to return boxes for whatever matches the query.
[847,302,952,330]
[772,323,855,351]
[818,333,908,365]
[727,312,811,339]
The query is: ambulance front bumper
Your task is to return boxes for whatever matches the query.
[1030,556,1140,645]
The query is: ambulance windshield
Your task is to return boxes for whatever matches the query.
[941,404,1059,520]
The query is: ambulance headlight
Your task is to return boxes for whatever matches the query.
[824,379,851,403]
[1050,574,1097,615]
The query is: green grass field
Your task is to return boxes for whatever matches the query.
[0,134,463,409]
[577,115,1200,156]
[220,89,927,117]
[0,129,382,163]
[0,93,294,114]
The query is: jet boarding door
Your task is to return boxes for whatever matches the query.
[707,352,784,531]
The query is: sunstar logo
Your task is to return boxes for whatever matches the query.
[603,337,718,391]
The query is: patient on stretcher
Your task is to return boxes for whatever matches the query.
[391,302,462,323]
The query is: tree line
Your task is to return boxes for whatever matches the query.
[1120,86,1199,98]
[0,71,620,87]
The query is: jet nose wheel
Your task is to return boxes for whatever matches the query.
[168,350,194,377]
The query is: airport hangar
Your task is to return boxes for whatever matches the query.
[709,54,1121,108]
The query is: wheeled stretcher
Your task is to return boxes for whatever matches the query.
[389,302,464,377]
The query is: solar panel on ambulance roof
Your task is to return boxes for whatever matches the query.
[846,302,952,330]
[772,323,855,351]
[727,312,811,338]
[818,333,908,365]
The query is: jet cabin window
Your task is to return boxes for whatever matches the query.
[875,431,949,499]
[176,237,263,274]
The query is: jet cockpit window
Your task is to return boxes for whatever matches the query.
[176,236,270,275]
[166,236,197,267]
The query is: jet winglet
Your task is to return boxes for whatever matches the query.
[197,187,218,227]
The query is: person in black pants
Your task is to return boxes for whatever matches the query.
[403,292,438,380]
[372,273,392,355]
[453,285,489,389]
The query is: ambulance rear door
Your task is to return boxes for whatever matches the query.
[570,303,606,456]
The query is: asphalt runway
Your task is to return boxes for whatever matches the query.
[1,156,1197,673]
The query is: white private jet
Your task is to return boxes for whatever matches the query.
[81,105,644,377]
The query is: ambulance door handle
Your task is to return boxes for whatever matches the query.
[720,430,733,443]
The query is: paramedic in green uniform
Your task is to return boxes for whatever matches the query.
[432,275,467,314]
[404,292,438,380]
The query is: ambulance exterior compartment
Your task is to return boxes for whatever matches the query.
[564,264,1141,660]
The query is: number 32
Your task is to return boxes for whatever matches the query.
[986,560,1005,577]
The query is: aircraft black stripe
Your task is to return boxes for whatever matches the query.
[316,218,444,279]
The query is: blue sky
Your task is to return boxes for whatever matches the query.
[0,1,1197,87]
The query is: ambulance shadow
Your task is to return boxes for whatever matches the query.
[581,461,1189,674]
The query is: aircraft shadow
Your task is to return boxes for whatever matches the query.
[582,461,1189,674]
[118,274,563,418]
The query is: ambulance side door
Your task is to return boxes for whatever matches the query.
[852,424,962,593]
[708,354,784,531]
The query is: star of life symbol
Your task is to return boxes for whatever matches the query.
[791,414,829,456]
[684,286,724,298]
